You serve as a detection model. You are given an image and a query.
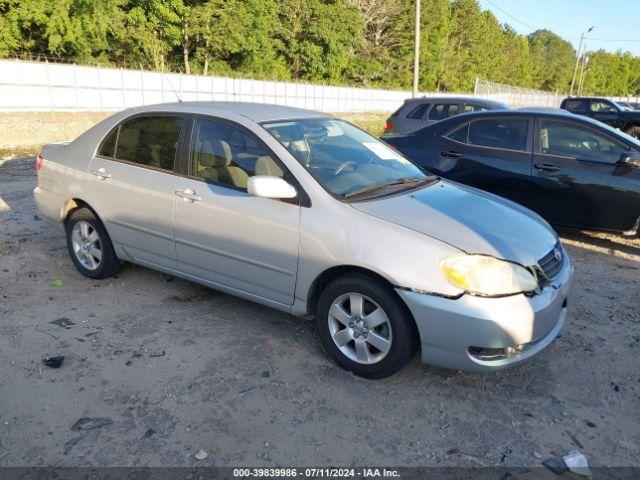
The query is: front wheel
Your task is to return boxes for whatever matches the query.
[315,273,417,379]
[65,208,121,279]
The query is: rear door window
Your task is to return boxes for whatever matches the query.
[115,115,184,171]
[468,118,529,151]
[428,103,460,121]
[464,104,488,113]
[563,99,587,113]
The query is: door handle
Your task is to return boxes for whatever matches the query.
[91,168,111,179]
[175,189,202,202]
[442,151,464,159]
[533,163,561,172]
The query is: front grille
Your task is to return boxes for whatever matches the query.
[537,242,565,281]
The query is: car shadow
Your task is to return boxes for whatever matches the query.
[557,226,640,261]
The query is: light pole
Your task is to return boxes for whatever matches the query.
[570,26,595,96]
[578,55,589,96]
[412,0,421,98]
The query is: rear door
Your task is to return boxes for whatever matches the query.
[426,116,535,207]
[173,116,301,306]
[531,117,640,230]
[89,114,185,270]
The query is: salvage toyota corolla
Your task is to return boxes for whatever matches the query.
[34,102,573,378]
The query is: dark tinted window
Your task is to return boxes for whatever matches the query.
[115,116,183,171]
[190,118,283,190]
[407,104,429,119]
[447,123,469,143]
[540,120,628,164]
[563,99,587,113]
[97,128,117,157]
[428,103,460,121]
[468,118,528,151]
[464,104,488,113]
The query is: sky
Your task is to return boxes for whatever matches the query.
[477,0,640,56]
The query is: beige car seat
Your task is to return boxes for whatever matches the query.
[196,139,249,188]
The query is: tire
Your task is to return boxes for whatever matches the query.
[624,125,640,139]
[65,208,121,279]
[315,273,417,379]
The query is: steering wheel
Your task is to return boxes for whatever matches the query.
[334,160,357,175]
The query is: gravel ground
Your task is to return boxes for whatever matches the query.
[0,157,639,469]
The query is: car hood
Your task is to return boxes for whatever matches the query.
[350,180,558,266]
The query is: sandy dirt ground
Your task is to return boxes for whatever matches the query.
[0,157,638,469]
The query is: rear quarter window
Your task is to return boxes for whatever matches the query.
[563,100,587,113]
[97,128,118,158]
[407,104,430,119]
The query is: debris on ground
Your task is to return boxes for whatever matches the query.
[50,279,64,287]
[49,317,75,329]
[42,356,64,368]
[565,430,584,449]
[144,428,156,438]
[63,437,82,455]
[194,449,208,460]
[542,457,569,475]
[563,450,592,477]
[149,349,165,358]
[71,417,113,431]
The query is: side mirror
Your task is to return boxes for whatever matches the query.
[247,175,297,199]
[618,153,640,167]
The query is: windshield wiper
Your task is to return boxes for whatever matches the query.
[343,176,436,199]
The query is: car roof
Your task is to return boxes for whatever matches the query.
[413,107,640,144]
[562,97,618,102]
[402,96,507,108]
[125,101,331,123]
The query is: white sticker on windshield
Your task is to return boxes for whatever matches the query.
[363,142,409,162]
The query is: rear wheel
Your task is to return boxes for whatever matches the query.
[624,125,640,139]
[315,273,417,379]
[65,208,121,279]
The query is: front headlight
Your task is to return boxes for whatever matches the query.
[440,254,538,297]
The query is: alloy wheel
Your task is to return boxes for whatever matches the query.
[327,292,393,365]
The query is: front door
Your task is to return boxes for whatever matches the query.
[173,117,301,306]
[589,99,624,129]
[89,114,185,270]
[531,117,640,230]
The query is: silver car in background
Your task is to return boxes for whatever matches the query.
[34,102,572,378]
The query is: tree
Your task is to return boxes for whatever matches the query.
[528,29,575,92]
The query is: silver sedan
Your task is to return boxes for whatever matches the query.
[34,102,572,378]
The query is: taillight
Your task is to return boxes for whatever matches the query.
[36,153,43,173]
[385,121,393,131]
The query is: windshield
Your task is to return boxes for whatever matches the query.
[262,118,432,199]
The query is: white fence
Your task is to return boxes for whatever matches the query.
[0,59,415,113]
[4,59,635,113]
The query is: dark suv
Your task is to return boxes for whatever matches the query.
[382,97,507,137]
[560,97,640,138]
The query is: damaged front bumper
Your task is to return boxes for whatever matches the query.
[397,254,573,372]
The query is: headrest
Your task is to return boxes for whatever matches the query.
[255,156,284,176]
[197,140,232,167]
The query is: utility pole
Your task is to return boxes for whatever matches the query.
[578,55,589,96]
[570,26,595,96]
[412,0,421,98]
